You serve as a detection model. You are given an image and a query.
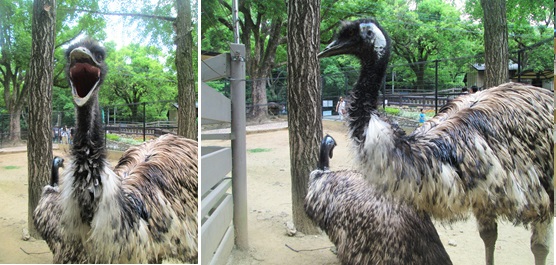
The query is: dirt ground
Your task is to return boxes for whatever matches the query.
[203,120,554,265]
[0,121,553,264]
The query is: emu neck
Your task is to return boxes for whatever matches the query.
[50,164,59,186]
[348,58,388,144]
[72,96,105,164]
[70,95,107,224]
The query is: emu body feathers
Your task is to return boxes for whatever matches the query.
[59,134,198,263]
[305,135,452,265]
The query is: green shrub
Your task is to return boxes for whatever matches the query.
[248,148,272,153]
[384,107,400,115]
[106,134,120,141]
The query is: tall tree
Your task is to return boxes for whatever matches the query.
[480,0,509,88]
[205,0,286,122]
[384,0,473,90]
[0,0,32,141]
[176,0,197,139]
[287,0,321,234]
[26,0,56,238]
[101,44,176,122]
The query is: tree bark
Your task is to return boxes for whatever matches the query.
[26,0,55,238]
[287,0,321,234]
[9,108,22,141]
[480,0,509,88]
[175,0,197,140]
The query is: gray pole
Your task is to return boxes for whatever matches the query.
[392,70,395,94]
[230,43,248,249]
[434,60,439,114]
[232,0,240,44]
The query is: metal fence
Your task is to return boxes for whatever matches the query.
[0,100,178,149]
[206,38,553,117]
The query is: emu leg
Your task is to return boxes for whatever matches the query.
[531,219,553,265]
[476,215,497,265]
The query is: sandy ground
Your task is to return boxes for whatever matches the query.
[202,120,554,265]
[0,120,553,264]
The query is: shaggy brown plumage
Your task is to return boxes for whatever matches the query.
[34,157,88,263]
[319,18,553,265]
[59,134,198,263]
[305,135,452,265]
[306,169,453,265]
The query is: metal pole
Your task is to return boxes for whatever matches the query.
[517,51,521,82]
[434,60,439,114]
[232,0,240,44]
[392,70,395,94]
[143,102,146,142]
[230,43,248,249]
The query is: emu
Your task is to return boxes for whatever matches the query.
[305,135,452,265]
[52,38,198,263]
[34,156,88,263]
[318,18,553,265]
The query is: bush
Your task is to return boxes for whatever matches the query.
[106,134,120,141]
[384,107,400,115]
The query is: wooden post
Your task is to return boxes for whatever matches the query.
[230,43,248,249]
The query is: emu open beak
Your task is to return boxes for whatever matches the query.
[318,40,348,58]
[69,47,102,106]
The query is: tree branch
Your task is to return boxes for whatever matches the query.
[59,8,175,22]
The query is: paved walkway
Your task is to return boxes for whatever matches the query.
[0,144,61,155]
[202,115,346,135]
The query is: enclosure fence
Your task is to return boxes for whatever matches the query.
[206,38,553,117]
[0,100,178,149]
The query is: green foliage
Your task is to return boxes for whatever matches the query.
[2,165,20,170]
[248,148,272,153]
[384,107,400,115]
[106,133,121,141]
[465,0,553,71]
[100,43,177,122]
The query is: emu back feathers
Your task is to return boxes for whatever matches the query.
[60,134,198,263]
[305,169,452,265]
[359,83,553,223]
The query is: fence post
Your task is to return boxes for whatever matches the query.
[230,43,248,250]
[434,60,439,114]
[143,102,146,142]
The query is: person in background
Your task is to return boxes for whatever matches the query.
[336,96,347,121]
[419,109,426,126]
[470,85,479,94]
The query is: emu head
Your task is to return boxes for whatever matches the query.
[318,134,337,171]
[318,18,391,63]
[51,156,65,186]
[65,38,107,107]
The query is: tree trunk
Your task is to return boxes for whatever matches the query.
[286,0,321,234]
[250,77,268,121]
[8,108,22,142]
[26,0,55,238]
[175,0,197,140]
[480,0,509,88]
[411,63,427,91]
